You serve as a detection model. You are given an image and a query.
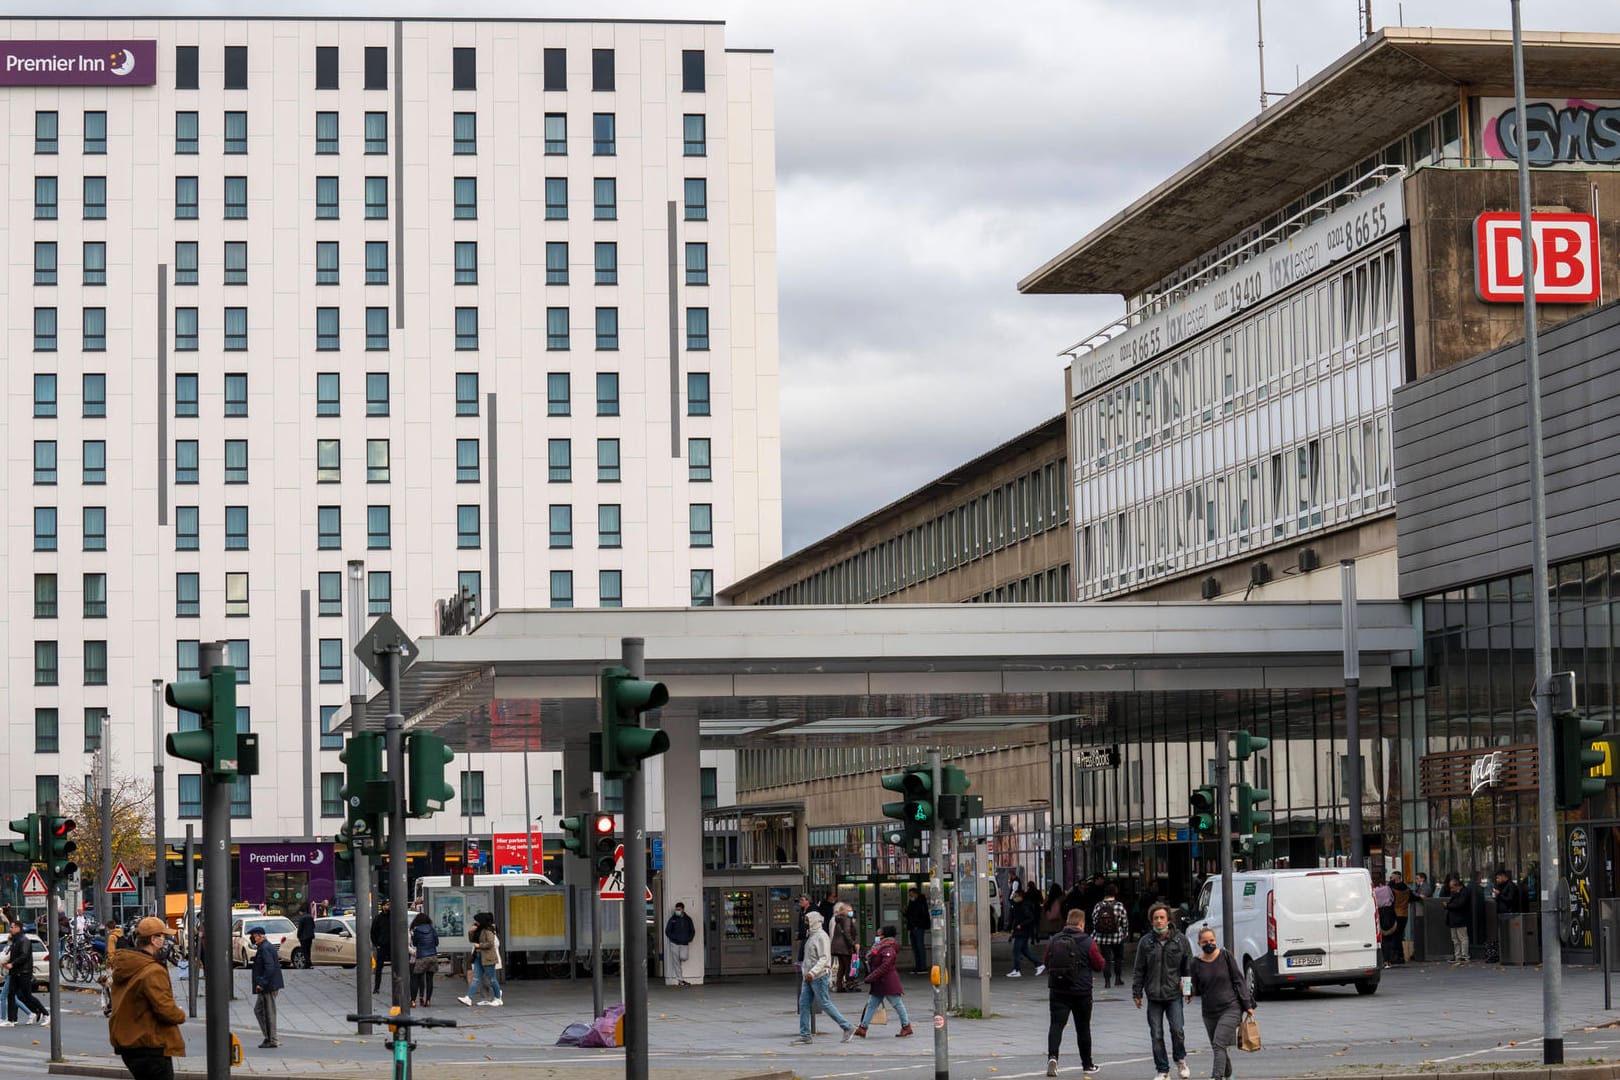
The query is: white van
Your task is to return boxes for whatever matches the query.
[1184,868,1380,997]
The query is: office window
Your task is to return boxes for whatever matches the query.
[368,571,391,614]
[225,505,248,550]
[223,175,247,218]
[366,438,390,482]
[690,504,714,547]
[83,176,106,219]
[548,504,572,548]
[460,770,486,814]
[597,438,621,482]
[319,639,343,682]
[682,50,706,92]
[689,437,712,481]
[321,773,343,818]
[543,48,566,91]
[316,439,341,482]
[224,439,248,483]
[176,507,200,550]
[83,440,106,485]
[316,307,339,350]
[366,307,389,350]
[225,573,249,617]
[452,47,475,90]
[36,710,59,754]
[686,242,708,285]
[595,241,618,284]
[600,570,623,608]
[175,374,199,417]
[34,508,57,552]
[363,175,387,219]
[83,307,107,351]
[178,775,201,818]
[318,572,342,617]
[458,571,482,617]
[684,177,707,220]
[366,240,389,284]
[34,374,57,418]
[546,241,568,285]
[691,569,715,607]
[457,439,480,482]
[176,45,199,89]
[320,706,343,750]
[547,372,571,416]
[175,175,198,218]
[35,176,58,219]
[176,573,200,617]
[316,241,340,285]
[224,111,247,154]
[687,372,711,415]
[34,642,58,686]
[35,574,58,619]
[315,110,339,153]
[175,110,199,153]
[544,112,567,155]
[175,307,198,351]
[224,373,248,417]
[365,111,388,154]
[598,504,621,548]
[317,506,341,549]
[683,114,706,156]
[453,111,477,154]
[224,306,247,350]
[547,308,570,350]
[175,440,200,484]
[83,373,106,418]
[549,572,573,610]
[315,45,338,89]
[223,241,247,285]
[173,241,198,285]
[83,573,107,618]
[548,438,571,482]
[315,176,338,218]
[83,242,106,286]
[592,48,614,91]
[84,507,108,551]
[224,46,247,90]
[545,176,567,219]
[687,307,710,350]
[34,308,57,351]
[367,372,389,416]
[367,505,391,549]
[596,372,620,416]
[34,441,57,485]
[36,111,57,153]
[455,307,478,350]
[596,307,619,350]
[458,505,482,548]
[365,46,388,90]
[451,240,479,285]
[456,373,479,415]
[593,112,615,155]
[593,177,616,220]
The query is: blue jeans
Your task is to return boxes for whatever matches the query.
[471,956,502,1001]
[859,992,910,1028]
[798,974,852,1037]
[1011,933,1039,973]
[1146,995,1188,1073]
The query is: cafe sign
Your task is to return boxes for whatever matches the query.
[0,40,156,86]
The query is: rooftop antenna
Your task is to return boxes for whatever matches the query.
[1254,1,1292,110]
[1360,0,1375,39]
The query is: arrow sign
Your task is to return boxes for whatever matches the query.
[597,844,651,901]
[105,861,137,893]
[21,868,46,897]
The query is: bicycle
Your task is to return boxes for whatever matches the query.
[346,1012,457,1080]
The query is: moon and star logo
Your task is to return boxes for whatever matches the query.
[108,48,135,78]
[308,848,326,867]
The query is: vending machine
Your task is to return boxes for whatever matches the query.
[701,867,805,979]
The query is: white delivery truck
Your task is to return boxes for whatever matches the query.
[1184,868,1381,997]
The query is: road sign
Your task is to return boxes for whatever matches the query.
[22,868,46,897]
[597,843,651,901]
[651,837,663,871]
[105,861,137,893]
[354,613,417,684]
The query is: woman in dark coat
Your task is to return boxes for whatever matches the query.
[852,925,913,1038]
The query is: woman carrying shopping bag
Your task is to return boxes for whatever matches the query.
[1189,927,1254,1080]
[852,926,914,1038]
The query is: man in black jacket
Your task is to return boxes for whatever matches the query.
[905,887,930,974]
[1007,892,1041,977]
[371,900,392,996]
[248,927,284,1048]
[1132,903,1192,1080]
[1,920,49,1027]
[664,902,695,987]
[1444,875,1471,964]
[1044,909,1106,1078]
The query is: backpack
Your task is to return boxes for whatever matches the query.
[1094,904,1120,936]
[1045,931,1083,989]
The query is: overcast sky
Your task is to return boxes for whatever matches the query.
[59,1,1620,553]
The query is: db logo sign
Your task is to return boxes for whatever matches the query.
[1474,211,1600,303]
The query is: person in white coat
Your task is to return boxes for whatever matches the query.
[793,911,854,1045]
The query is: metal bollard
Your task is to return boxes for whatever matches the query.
[1603,922,1611,1011]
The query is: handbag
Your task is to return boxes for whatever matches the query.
[871,1005,888,1026]
[1237,1013,1261,1053]
[412,956,436,974]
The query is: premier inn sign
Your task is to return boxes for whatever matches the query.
[0,41,156,86]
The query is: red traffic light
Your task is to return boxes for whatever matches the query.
[53,819,75,838]
[593,814,615,835]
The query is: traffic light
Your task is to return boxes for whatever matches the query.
[560,815,590,857]
[164,663,241,778]
[1555,708,1606,810]
[1233,730,1269,761]
[881,766,933,855]
[340,733,387,816]
[45,817,77,887]
[405,732,456,818]
[8,813,39,863]
[597,667,670,779]
[591,813,618,877]
[1236,783,1272,845]
[1189,786,1217,838]
[335,820,355,864]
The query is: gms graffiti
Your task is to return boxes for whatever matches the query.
[1495,102,1620,166]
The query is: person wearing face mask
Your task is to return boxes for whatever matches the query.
[1132,903,1193,1080]
[1189,928,1253,1080]
[108,916,186,1079]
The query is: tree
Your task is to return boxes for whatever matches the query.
[75,774,156,890]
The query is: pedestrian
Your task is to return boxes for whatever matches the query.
[905,887,930,974]
[791,910,855,1045]
[247,927,283,1048]
[458,911,503,1007]
[1372,875,1394,967]
[816,890,837,927]
[1189,927,1254,1080]
[1,919,48,1029]
[1043,908,1105,1078]
[795,895,812,966]
[371,900,392,997]
[1444,874,1472,964]
[1044,884,1067,937]
[1007,891,1042,978]
[107,916,185,1079]
[296,909,315,969]
[830,902,858,991]
[853,925,914,1037]
[409,911,439,1007]
[1412,871,1434,898]
[1133,903,1193,1080]
[664,901,696,987]
[1387,872,1411,966]
[1492,868,1521,961]
[1025,883,1046,938]
[1090,883,1130,988]
[99,923,126,1017]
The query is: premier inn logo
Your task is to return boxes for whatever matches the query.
[0,40,155,86]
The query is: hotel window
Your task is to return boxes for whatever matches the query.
[316,439,341,482]
[83,374,106,418]
[684,114,706,156]
[455,241,477,284]
[35,176,58,219]
[34,242,56,285]
[83,242,106,286]
[225,573,249,617]
[546,241,568,284]
[35,642,59,686]
[178,775,201,819]
[457,439,480,482]
[550,572,574,610]
[545,176,567,219]
[684,178,707,220]
[597,438,621,482]
[175,373,199,417]
[595,242,617,284]
[176,573,200,617]
[225,506,248,550]
[315,176,338,218]
[81,708,102,751]
[83,308,107,351]
[691,569,715,607]
[594,177,616,220]
[366,307,389,350]
[454,111,477,154]
[36,710,58,754]
[315,45,338,89]
[458,505,482,549]
[547,308,569,350]
[317,506,341,549]
[316,307,339,350]
[224,373,248,417]
[596,372,620,416]
[460,770,486,813]
[321,774,343,818]
[35,574,57,619]
[458,572,481,616]
[224,111,247,154]
[365,46,387,90]
[34,441,57,485]
[548,372,571,416]
[600,571,623,608]
[224,46,247,90]
[690,504,714,547]
[598,504,622,548]
[367,438,390,482]
[84,506,107,551]
[175,308,198,350]
[321,705,343,749]
[318,572,342,617]
[596,307,619,350]
[223,176,247,218]
[455,307,478,350]
[682,49,705,92]
[366,240,389,284]
[224,306,247,350]
[83,111,106,153]
[176,45,199,89]
[367,372,389,416]
[545,113,567,154]
[452,47,475,91]
[687,372,711,415]
[174,241,198,285]
[224,241,248,285]
[592,48,614,91]
[700,767,718,810]
[365,111,387,153]
[543,48,566,91]
[83,440,107,485]
[686,242,708,285]
[453,177,477,219]
[368,571,391,615]
[689,437,712,481]
[34,374,57,418]
[316,241,340,284]
[315,110,339,153]
[175,176,198,218]
[687,308,710,350]
[319,640,344,682]
[593,113,615,155]
[224,439,248,483]
[365,176,387,218]
[175,111,198,153]
[83,176,106,219]
[456,372,479,415]
[548,439,571,482]
[34,308,57,351]
[83,574,107,618]
[36,110,58,153]
[176,507,200,550]
[367,505,391,549]
[34,509,57,552]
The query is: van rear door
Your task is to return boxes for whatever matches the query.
[1270,873,1330,973]
[1321,871,1378,972]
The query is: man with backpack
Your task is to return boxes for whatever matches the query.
[1090,884,1130,989]
[1043,908,1106,1078]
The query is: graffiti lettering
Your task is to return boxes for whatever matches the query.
[1496,103,1620,167]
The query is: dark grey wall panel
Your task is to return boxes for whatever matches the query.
[1393,299,1620,598]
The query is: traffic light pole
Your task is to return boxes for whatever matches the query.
[198,641,234,1080]
[44,803,62,1064]
[622,637,650,1080]
[347,561,374,1034]
[385,646,411,1015]
[152,679,166,928]
[1216,734,1234,957]
[929,749,950,1080]
[184,824,197,1019]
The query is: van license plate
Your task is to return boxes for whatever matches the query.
[1286,955,1323,968]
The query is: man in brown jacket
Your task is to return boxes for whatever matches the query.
[108,916,185,1079]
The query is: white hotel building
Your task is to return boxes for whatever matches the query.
[0,17,776,880]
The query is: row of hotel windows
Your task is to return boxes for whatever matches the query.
[756,460,1071,605]
[164,44,706,95]
[22,773,258,820]
[34,109,709,159]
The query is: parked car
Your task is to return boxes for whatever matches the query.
[230,915,297,967]
[279,916,356,968]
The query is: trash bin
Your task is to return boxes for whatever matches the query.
[1500,914,1541,965]
[1420,897,1450,959]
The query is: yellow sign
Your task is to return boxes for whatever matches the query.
[508,892,567,939]
[1071,827,1090,843]
[1593,739,1614,779]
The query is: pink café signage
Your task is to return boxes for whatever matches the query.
[0,40,156,86]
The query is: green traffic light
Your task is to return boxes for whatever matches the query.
[9,814,40,862]
[341,733,386,815]
[1233,730,1269,760]
[599,667,671,779]
[1556,710,1607,809]
[560,814,590,855]
[406,732,456,818]
[164,666,240,777]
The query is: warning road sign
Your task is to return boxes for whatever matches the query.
[597,844,651,901]
[22,868,46,897]
[105,861,137,893]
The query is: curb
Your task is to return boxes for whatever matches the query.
[47,1062,797,1080]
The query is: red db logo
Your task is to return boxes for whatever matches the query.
[1474,211,1600,303]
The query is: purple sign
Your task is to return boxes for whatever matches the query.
[237,843,337,909]
[0,40,156,86]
